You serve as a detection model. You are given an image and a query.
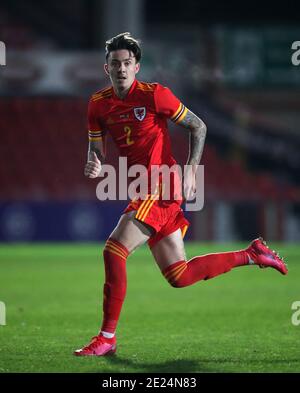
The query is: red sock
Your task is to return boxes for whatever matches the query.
[100,238,129,333]
[163,250,249,288]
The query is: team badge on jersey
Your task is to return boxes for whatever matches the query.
[134,107,146,121]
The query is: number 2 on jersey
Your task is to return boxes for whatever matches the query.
[124,126,134,145]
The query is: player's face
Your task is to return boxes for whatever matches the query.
[105,50,140,92]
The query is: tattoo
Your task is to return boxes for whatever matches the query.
[177,110,207,165]
[88,140,105,162]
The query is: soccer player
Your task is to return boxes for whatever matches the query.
[74,33,287,356]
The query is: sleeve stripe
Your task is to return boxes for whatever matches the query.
[172,104,186,122]
[170,103,183,120]
[174,107,188,123]
[88,129,103,134]
[88,130,105,140]
[93,87,111,97]
[88,132,102,137]
[92,92,112,102]
[88,136,102,141]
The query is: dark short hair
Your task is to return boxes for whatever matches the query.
[105,32,142,63]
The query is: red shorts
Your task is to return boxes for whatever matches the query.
[123,197,190,248]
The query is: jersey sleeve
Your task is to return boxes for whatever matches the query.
[87,99,106,142]
[154,84,188,123]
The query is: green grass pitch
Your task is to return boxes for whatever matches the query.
[0,242,299,373]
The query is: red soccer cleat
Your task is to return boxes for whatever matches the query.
[74,334,117,356]
[246,237,288,275]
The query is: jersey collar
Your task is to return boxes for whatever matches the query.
[112,79,137,101]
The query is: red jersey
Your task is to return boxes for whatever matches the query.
[87,79,187,169]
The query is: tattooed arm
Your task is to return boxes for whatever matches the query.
[84,138,106,178]
[87,138,106,163]
[173,109,207,199]
[177,109,207,166]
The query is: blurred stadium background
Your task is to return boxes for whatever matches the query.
[1,0,300,375]
[0,0,299,243]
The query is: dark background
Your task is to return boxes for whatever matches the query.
[0,0,299,242]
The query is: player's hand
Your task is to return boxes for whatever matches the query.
[183,166,196,200]
[84,151,102,178]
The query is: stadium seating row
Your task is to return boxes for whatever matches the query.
[0,98,298,202]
